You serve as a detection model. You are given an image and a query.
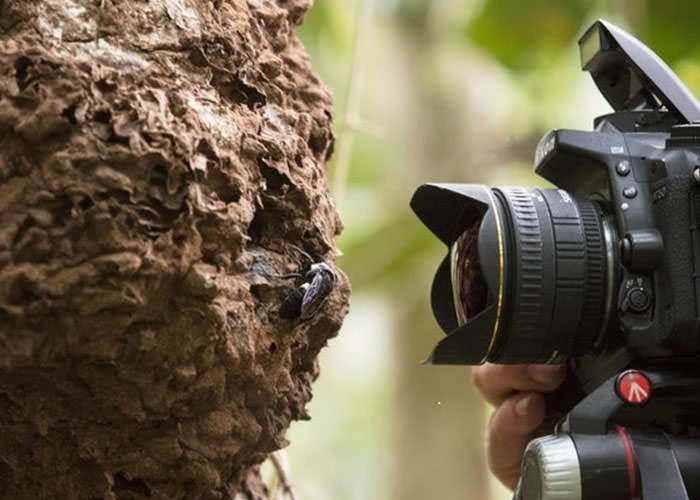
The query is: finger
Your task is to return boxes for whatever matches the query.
[471,363,565,407]
[486,392,546,490]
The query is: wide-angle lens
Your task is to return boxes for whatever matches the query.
[410,183,616,365]
[436,186,615,363]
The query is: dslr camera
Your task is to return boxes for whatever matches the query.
[411,20,700,500]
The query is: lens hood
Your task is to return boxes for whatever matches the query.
[411,183,507,364]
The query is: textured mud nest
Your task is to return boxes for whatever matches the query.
[0,1,349,498]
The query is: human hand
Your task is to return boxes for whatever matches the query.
[471,363,566,489]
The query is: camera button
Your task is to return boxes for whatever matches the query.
[623,186,638,198]
[627,288,651,312]
[616,160,631,176]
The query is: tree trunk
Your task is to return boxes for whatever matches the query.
[0,1,349,499]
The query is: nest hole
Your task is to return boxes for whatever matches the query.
[93,109,112,123]
[61,104,77,125]
[247,204,265,242]
[217,75,266,110]
[249,284,264,301]
[260,163,290,196]
[78,196,94,211]
[196,139,218,161]
[14,56,31,85]
[96,78,117,93]
[149,164,168,188]
[113,471,152,498]
[207,168,241,203]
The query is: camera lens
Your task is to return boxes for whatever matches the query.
[452,187,615,363]
[410,183,617,365]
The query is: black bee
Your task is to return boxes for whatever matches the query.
[279,283,309,320]
[278,261,336,320]
[300,262,336,319]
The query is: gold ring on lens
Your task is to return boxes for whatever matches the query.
[481,187,504,362]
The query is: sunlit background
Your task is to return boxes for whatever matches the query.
[275,1,700,499]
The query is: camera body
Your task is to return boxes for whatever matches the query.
[542,109,700,345]
[536,109,700,391]
[411,20,700,500]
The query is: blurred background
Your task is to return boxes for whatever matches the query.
[276,1,700,499]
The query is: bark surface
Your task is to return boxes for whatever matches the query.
[0,1,349,498]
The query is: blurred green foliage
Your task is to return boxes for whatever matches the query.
[286,1,700,499]
[646,0,700,64]
[468,0,596,71]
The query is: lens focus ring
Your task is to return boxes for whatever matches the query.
[497,188,549,361]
